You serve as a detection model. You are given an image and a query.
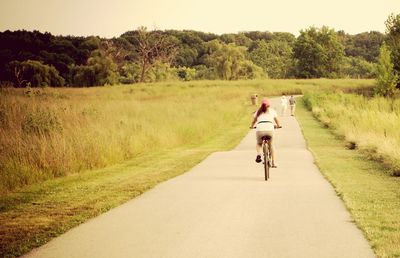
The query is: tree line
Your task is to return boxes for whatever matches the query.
[0,20,396,87]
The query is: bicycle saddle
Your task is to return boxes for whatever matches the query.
[261,135,272,141]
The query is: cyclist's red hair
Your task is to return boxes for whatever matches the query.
[255,103,268,118]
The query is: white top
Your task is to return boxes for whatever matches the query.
[254,108,277,131]
[280,96,288,106]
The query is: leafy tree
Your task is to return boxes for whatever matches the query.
[385,13,400,87]
[163,30,205,67]
[71,50,118,86]
[8,60,64,87]
[250,40,294,78]
[236,60,264,79]
[119,62,141,84]
[340,56,375,78]
[243,31,274,41]
[174,46,198,67]
[234,33,252,47]
[204,40,263,80]
[0,28,389,86]
[144,61,178,82]
[220,34,236,44]
[99,38,134,76]
[38,50,75,80]
[176,67,196,81]
[70,65,97,87]
[271,32,296,45]
[192,65,218,80]
[338,31,384,62]
[79,36,101,51]
[375,44,398,97]
[294,26,344,78]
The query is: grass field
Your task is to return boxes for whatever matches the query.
[0,79,374,193]
[297,99,400,258]
[303,92,400,175]
[0,79,375,257]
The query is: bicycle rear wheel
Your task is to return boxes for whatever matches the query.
[263,144,269,181]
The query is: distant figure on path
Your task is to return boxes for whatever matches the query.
[280,94,288,116]
[250,98,282,167]
[289,95,296,116]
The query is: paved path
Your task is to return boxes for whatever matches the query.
[24,98,375,258]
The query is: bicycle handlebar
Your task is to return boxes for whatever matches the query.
[250,126,282,129]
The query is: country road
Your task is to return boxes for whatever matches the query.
[24,98,375,258]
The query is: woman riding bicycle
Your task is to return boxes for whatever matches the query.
[250,98,281,167]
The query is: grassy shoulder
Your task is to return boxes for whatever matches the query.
[296,99,400,258]
[0,121,249,258]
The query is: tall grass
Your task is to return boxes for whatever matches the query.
[0,79,374,193]
[303,92,400,175]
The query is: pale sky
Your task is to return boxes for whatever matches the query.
[1,0,400,37]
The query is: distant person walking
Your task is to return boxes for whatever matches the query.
[289,95,296,116]
[280,94,288,116]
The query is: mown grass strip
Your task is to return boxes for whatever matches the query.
[296,99,400,258]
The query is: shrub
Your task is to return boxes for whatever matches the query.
[22,109,62,134]
[8,60,65,87]
[176,67,196,81]
[341,56,376,78]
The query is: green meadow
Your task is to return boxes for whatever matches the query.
[3,78,400,258]
[0,79,373,193]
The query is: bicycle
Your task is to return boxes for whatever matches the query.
[261,134,272,181]
[251,126,281,181]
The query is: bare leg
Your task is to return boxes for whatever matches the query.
[268,139,276,166]
[256,143,262,155]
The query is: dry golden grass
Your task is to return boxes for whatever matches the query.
[303,92,400,175]
[0,79,374,193]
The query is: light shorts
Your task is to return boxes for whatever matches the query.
[256,130,274,146]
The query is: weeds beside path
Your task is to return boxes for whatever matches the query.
[296,99,400,258]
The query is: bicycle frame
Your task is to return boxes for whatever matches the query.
[262,136,272,181]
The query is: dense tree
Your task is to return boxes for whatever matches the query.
[176,66,196,81]
[341,57,374,79]
[119,62,141,84]
[340,56,375,78]
[71,50,118,86]
[385,13,400,87]
[243,31,274,41]
[375,44,398,96]
[0,27,386,86]
[338,31,384,62]
[8,60,64,87]
[271,32,296,45]
[250,40,294,78]
[169,30,204,67]
[294,26,344,78]
[204,40,263,80]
